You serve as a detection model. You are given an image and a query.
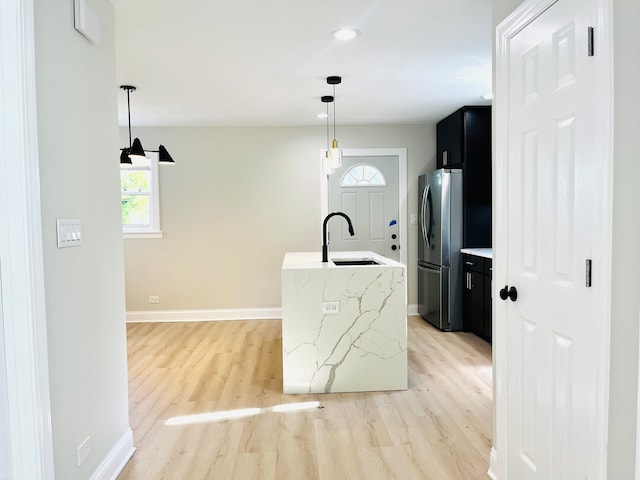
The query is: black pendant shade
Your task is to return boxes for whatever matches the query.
[120,148,132,165]
[158,145,175,164]
[119,85,175,165]
[129,138,147,159]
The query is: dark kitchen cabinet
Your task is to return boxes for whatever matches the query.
[463,253,492,342]
[436,106,491,247]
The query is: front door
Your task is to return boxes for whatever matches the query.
[327,156,400,261]
[504,0,607,478]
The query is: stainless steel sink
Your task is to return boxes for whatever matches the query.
[332,259,382,266]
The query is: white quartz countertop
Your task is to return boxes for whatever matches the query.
[460,248,493,259]
[282,251,404,269]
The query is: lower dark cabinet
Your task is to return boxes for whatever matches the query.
[463,253,492,342]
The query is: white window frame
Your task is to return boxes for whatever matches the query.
[121,151,163,238]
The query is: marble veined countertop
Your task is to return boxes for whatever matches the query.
[282,250,404,269]
[460,248,493,259]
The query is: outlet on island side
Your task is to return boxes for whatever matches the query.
[77,436,91,466]
[322,302,339,314]
[148,295,160,304]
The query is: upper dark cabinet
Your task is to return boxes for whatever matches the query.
[436,106,492,247]
[436,106,491,169]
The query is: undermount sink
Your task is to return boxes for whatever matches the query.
[332,258,382,266]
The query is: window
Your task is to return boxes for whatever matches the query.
[121,152,162,237]
[340,164,387,187]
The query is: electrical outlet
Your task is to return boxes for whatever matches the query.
[322,302,340,314]
[77,436,91,466]
[148,295,160,304]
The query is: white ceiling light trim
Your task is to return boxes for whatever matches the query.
[332,28,360,41]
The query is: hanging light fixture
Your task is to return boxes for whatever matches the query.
[321,95,334,175]
[119,85,175,166]
[327,76,342,170]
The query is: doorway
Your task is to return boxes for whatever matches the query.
[320,148,407,266]
[493,0,612,477]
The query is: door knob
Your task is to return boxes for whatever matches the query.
[499,285,517,302]
[391,245,398,251]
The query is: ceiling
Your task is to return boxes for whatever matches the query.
[113,0,492,127]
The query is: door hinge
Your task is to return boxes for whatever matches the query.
[588,27,595,56]
[586,259,592,287]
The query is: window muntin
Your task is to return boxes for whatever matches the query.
[340,164,387,187]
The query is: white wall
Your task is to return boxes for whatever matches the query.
[608,0,640,477]
[34,0,131,478]
[122,124,437,312]
[0,307,9,480]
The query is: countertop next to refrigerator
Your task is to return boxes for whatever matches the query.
[460,248,492,259]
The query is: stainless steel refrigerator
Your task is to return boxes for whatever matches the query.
[418,169,463,331]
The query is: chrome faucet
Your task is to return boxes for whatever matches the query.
[322,212,355,262]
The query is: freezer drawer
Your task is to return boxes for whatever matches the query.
[417,262,462,331]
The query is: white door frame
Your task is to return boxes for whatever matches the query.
[320,148,408,267]
[492,0,613,478]
[0,0,55,477]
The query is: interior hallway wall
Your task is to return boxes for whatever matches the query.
[34,0,131,478]
[122,124,437,312]
[0,307,9,479]
[608,0,640,476]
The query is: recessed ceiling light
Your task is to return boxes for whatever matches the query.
[317,112,329,119]
[482,92,494,100]
[332,28,360,41]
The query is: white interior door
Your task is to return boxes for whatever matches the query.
[503,0,607,478]
[327,156,400,261]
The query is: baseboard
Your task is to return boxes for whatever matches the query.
[126,308,282,323]
[487,447,498,479]
[128,306,418,323]
[90,428,135,480]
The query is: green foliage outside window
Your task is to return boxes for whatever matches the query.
[121,170,151,226]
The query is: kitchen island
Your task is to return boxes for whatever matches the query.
[281,251,407,394]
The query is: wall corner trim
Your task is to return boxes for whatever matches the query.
[488,447,499,480]
[89,428,135,480]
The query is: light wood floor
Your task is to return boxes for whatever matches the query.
[117,316,492,480]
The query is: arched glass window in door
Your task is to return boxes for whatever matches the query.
[340,164,387,187]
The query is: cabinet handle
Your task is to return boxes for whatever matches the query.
[443,150,448,166]
[465,261,474,266]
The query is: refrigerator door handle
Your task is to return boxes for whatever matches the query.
[420,184,429,247]
[425,185,433,248]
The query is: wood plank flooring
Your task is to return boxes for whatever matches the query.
[117,316,492,480]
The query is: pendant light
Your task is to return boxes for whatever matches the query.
[119,85,175,166]
[321,95,334,175]
[327,76,342,170]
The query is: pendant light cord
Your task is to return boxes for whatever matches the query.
[326,101,330,150]
[126,88,132,149]
[332,84,337,142]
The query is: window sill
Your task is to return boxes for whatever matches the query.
[123,231,164,239]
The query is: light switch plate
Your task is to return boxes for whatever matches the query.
[410,214,418,224]
[57,219,82,248]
